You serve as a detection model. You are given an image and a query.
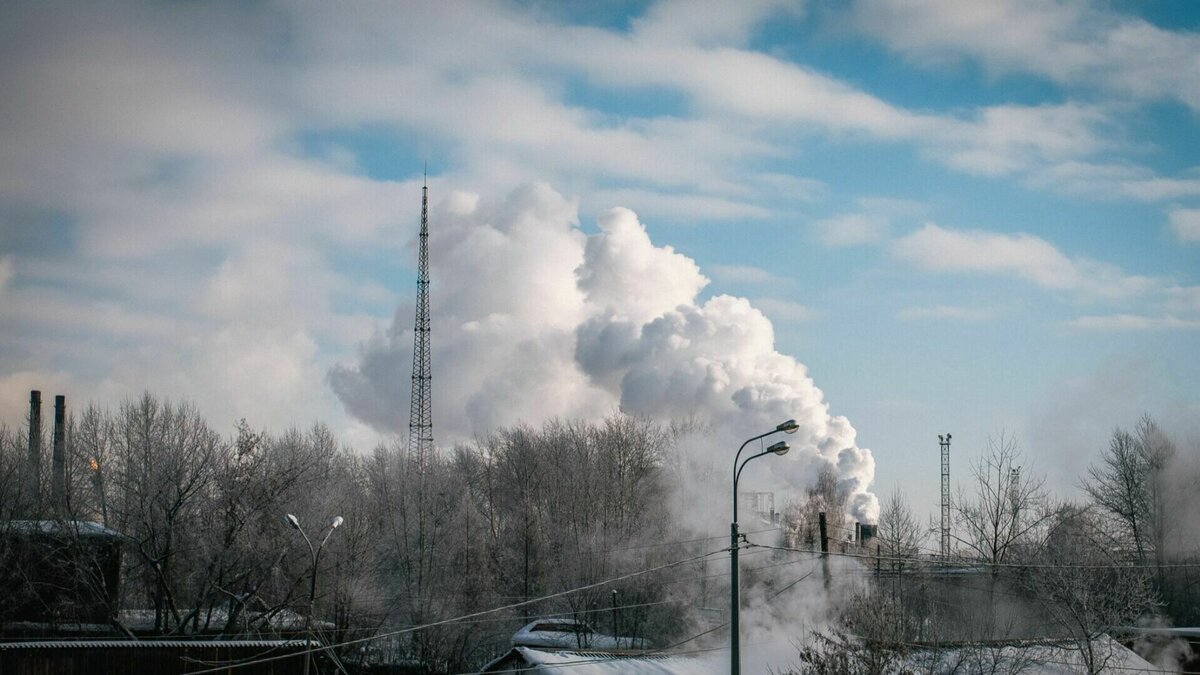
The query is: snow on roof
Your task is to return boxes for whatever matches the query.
[4,520,122,539]
[0,639,310,650]
[902,635,1158,674]
[480,646,724,674]
[511,618,648,650]
[1123,626,1200,639]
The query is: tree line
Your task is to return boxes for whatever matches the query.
[789,417,1200,675]
[2,392,1196,673]
[0,393,699,672]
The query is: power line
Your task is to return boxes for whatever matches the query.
[747,541,1200,571]
[187,546,730,674]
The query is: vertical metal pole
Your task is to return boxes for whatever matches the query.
[940,434,951,559]
[305,547,316,675]
[731,447,742,675]
[611,589,618,642]
[819,512,829,589]
[729,428,792,675]
[730,520,739,675]
[409,176,433,468]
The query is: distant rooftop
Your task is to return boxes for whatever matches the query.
[4,520,122,539]
[479,646,724,674]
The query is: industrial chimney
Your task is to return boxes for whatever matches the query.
[51,394,66,515]
[27,390,42,512]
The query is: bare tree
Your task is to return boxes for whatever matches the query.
[1083,415,1175,567]
[106,393,222,633]
[784,465,850,550]
[953,435,1053,577]
[790,590,916,675]
[877,488,924,572]
[1022,504,1157,675]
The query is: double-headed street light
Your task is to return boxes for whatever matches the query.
[731,419,798,675]
[286,513,344,675]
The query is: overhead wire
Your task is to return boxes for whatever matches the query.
[746,541,1200,571]
[185,545,731,674]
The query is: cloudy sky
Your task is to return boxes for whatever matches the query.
[1,0,1198,521]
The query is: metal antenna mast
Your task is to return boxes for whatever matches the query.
[408,171,433,465]
[938,433,951,558]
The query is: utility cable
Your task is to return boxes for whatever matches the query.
[747,542,1200,571]
[186,546,730,674]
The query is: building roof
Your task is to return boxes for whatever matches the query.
[0,639,310,650]
[899,635,1158,674]
[3,520,122,539]
[479,646,724,674]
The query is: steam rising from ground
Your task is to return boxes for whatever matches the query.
[330,183,878,522]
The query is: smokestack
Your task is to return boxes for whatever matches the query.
[51,394,66,515]
[27,390,42,510]
[860,523,877,547]
[855,521,862,546]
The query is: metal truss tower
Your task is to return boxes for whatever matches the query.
[408,174,433,465]
[938,433,951,558]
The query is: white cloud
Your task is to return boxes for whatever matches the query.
[852,0,1200,111]
[756,173,827,202]
[1062,314,1200,332]
[1029,162,1200,202]
[753,298,816,323]
[330,184,879,521]
[897,304,1002,322]
[631,0,800,48]
[578,207,710,325]
[0,0,1189,519]
[710,264,787,286]
[814,213,890,247]
[932,103,1112,177]
[893,222,1156,301]
[0,371,75,427]
[281,0,1125,200]
[1166,286,1200,316]
[588,188,773,222]
[894,223,1079,288]
[1169,207,1200,242]
[0,256,13,297]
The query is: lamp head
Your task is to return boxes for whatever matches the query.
[777,419,800,434]
[285,513,300,530]
[331,516,344,529]
[767,440,790,456]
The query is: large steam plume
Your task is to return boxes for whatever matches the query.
[330,183,878,521]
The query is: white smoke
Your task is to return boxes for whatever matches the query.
[330,183,878,522]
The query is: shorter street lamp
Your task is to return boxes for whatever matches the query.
[731,420,798,675]
[286,513,343,675]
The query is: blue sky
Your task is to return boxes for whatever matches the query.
[0,0,1197,522]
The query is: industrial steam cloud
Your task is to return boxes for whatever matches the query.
[330,183,878,522]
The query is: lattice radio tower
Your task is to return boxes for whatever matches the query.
[408,172,433,465]
[938,433,951,558]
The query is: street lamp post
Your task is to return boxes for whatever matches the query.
[286,513,344,675]
[731,420,798,675]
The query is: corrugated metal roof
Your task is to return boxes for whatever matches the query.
[0,639,312,650]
